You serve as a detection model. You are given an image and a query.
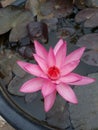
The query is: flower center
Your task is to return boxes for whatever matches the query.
[47,66,60,80]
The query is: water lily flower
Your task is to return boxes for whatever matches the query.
[17,39,95,112]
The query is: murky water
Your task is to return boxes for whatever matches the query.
[0,3,98,130]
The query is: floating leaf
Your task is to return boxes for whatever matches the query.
[75,8,98,23]
[0,0,16,7]
[41,0,73,19]
[0,5,34,42]
[75,8,98,28]
[25,0,40,16]
[74,0,86,9]
[0,6,22,34]
[82,50,98,66]
[8,74,34,96]
[75,0,98,8]
[56,27,75,40]
[12,63,26,78]
[25,93,38,103]
[84,13,98,28]
[69,72,98,130]
[8,76,25,96]
[46,95,70,129]
[86,0,98,7]
[9,10,34,42]
[76,33,98,50]
[26,0,73,20]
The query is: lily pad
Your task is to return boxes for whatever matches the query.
[74,0,86,9]
[56,27,75,40]
[75,8,98,23]
[46,95,70,129]
[8,74,34,96]
[25,93,38,103]
[82,50,98,66]
[26,0,73,20]
[84,13,98,28]
[76,33,98,66]
[75,0,98,8]
[69,72,98,130]
[12,63,26,78]
[41,0,73,19]
[9,10,34,42]
[0,5,22,34]
[0,49,22,77]
[0,5,34,42]
[86,0,98,7]
[76,33,98,50]
[25,0,40,16]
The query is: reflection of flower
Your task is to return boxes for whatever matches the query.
[17,39,95,112]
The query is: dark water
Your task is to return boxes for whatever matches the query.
[2,31,98,130]
[0,4,98,130]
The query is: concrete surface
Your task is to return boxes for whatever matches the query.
[0,116,15,130]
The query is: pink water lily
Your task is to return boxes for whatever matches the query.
[17,39,95,112]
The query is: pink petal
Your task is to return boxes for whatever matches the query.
[34,40,48,59]
[54,39,67,54]
[20,78,44,93]
[55,42,67,68]
[17,60,32,72]
[59,73,82,83]
[44,90,56,112]
[56,83,78,104]
[65,47,85,65]
[48,48,56,67]
[33,54,48,73]
[41,80,56,97]
[24,64,47,78]
[68,76,96,86]
[61,60,80,76]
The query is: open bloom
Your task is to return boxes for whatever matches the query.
[17,39,95,112]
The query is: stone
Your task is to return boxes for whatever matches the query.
[27,21,48,43]
[69,73,98,130]
[0,116,6,128]
[0,116,15,130]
